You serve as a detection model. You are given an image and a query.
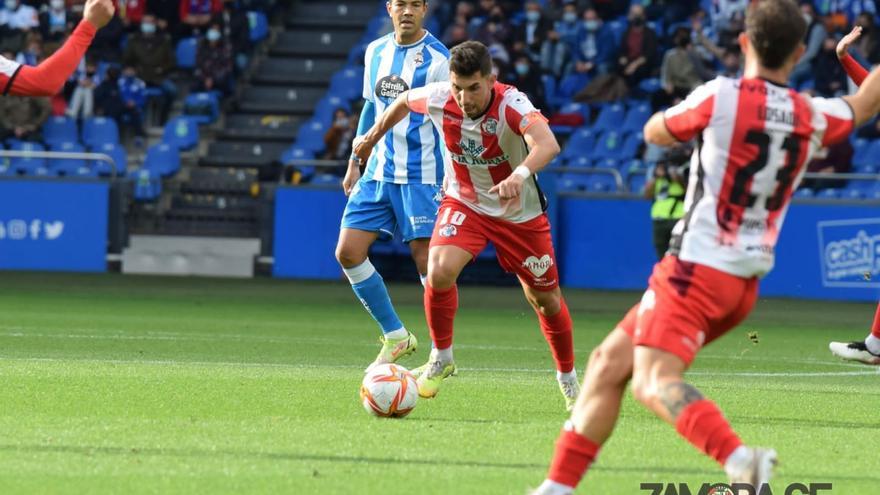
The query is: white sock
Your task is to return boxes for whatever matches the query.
[724,445,751,477]
[384,328,408,340]
[535,480,574,495]
[557,369,577,382]
[342,259,375,284]
[435,346,453,363]
[866,334,880,354]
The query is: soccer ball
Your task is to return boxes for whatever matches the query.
[360,363,418,418]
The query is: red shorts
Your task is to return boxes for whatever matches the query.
[618,256,758,366]
[430,196,559,291]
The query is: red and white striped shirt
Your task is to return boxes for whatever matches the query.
[666,76,854,278]
[408,81,548,223]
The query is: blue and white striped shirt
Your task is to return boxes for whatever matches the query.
[363,31,449,185]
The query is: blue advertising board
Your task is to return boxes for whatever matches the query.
[274,186,347,279]
[0,180,108,272]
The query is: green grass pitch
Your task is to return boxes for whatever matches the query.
[0,272,878,494]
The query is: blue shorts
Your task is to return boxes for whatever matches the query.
[341,179,441,242]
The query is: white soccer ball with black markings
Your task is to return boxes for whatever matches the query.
[360,363,418,418]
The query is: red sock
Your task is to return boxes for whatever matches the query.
[675,399,743,466]
[537,298,575,373]
[425,284,458,350]
[871,302,880,339]
[547,428,601,488]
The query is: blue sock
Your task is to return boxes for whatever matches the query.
[344,260,405,336]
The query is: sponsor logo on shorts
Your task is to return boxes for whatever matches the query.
[409,215,433,227]
[439,224,457,238]
[637,289,656,318]
[522,254,553,277]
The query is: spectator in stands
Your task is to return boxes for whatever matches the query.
[218,0,251,71]
[147,0,180,36]
[815,36,849,97]
[15,35,41,66]
[66,59,100,119]
[473,4,512,48]
[720,48,742,78]
[0,92,51,141]
[515,1,552,62]
[790,2,828,86]
[644,0,699,26]
[179,0,222,37]
[87,11,125,63]
[615,3,658,88]
[591,0,628,20]
[94,64,124,118]
[40,0,71,43]
[540,2,579,77]
[119,0,148,32]
[572,7,613,76]
[123,13,176,123]
[323,108,356,162]
[802,139,854,190]
[194,22,232,95]
[854,12,880,64]
[442,20,469,48]
[644,156,687,260]
[118,65,147,141]
[507,54,547,111]
[0,0,39,52]
[709,0,748,34]
[658,27,709,106]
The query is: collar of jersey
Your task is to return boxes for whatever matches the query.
[390,30,430,48]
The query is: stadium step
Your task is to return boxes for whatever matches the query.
[122,235,261,277]
[181,167,259,196]
[217,114,304,142]
[199,141,289,180]
[237,86,327,115]
[251,57,344,87]
[285,1,379,30]
[269,30,363,58]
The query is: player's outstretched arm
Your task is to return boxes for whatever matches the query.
[352,92,412,165]
[488,118,560,200]
[6,0,114,96]
[837,26,869,86]
[844,65,880,127]
[643,112,678,147]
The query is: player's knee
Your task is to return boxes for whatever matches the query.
[335,244,367,268]
[529,290,562,316]
[630,371,654,406]
[427,264,457,289]
[588,345,629,388]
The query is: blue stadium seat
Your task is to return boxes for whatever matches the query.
[592,103,625,132]
[851,137,871,167]
[91,142,127,176]
[627,172,647,193]
[329,67,364,101]
[594,158,618,170]
[557,73,590,100]
[9,141,48,176]
[541,75,559,110]
[558,172,590,191]
[638,78,662,95]
[560,128,595,160]
[587,174,618,192]
[280,146,317,182]
[248,11,269,42]
[42,116,78,147]
[592,131,623,159]
[793,187,814,199]
[49,142,88,176]
[184,92,220,125]
[853,163,877,174]
[162,117,200,151]
[314,96,353,127]
[295,120,329,154]
[81,117,119,148]
[310,173,340,186]
[143,143,180,177]
[566,156,593,168]
[131,169,162,201]
[176,37,198,69]
[621,102,651,134]
[817,188,841,199]
[841,188,864,200]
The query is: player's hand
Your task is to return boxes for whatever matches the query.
[489,174,524,200]
[352,135,374,166]
[342,160,361,196]
[837,26,862,59]
[83,0,115,29]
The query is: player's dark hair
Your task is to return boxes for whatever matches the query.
[746,0,807,70]
[449,41,493,77]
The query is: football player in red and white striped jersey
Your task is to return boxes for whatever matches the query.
[354,41,580,411]
[533,2,880,494]
[828,25,880,365]
[0,0,114,97]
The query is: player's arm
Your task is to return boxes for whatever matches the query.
[488,116,560,200]
[352,91,413,165]
[5,0,114,97]
[837,26,868,86]
[645,80,716,147]
[643,112,679,147]
[843,64,880,127]
[340,100,376,196]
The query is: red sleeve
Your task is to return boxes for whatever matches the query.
[663,81,717,142]
[840,54,869,86]
[6,20,96,97]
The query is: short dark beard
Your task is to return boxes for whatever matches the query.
[658,382,704,419]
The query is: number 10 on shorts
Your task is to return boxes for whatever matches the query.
[438,208,466,238]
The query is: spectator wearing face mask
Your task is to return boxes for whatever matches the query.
[123,13,176,123]
[218,0,251,71]
[789,2,828,86]
[40,0,71,43]
[0,0,39,53]
[118,0,148,32]
[179,0,222,37]
[658,27,708,106]
[507,55,547,112]
[540,2,580,77]
[573,7,613,76]
[615,4,658,88]
[514,1,552,61]
[118,65,147,141]
[86,8,124,63]
[194,22,233,95]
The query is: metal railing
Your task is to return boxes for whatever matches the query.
[0,150,120,179]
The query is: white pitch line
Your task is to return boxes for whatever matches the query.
[0,356,877,378]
